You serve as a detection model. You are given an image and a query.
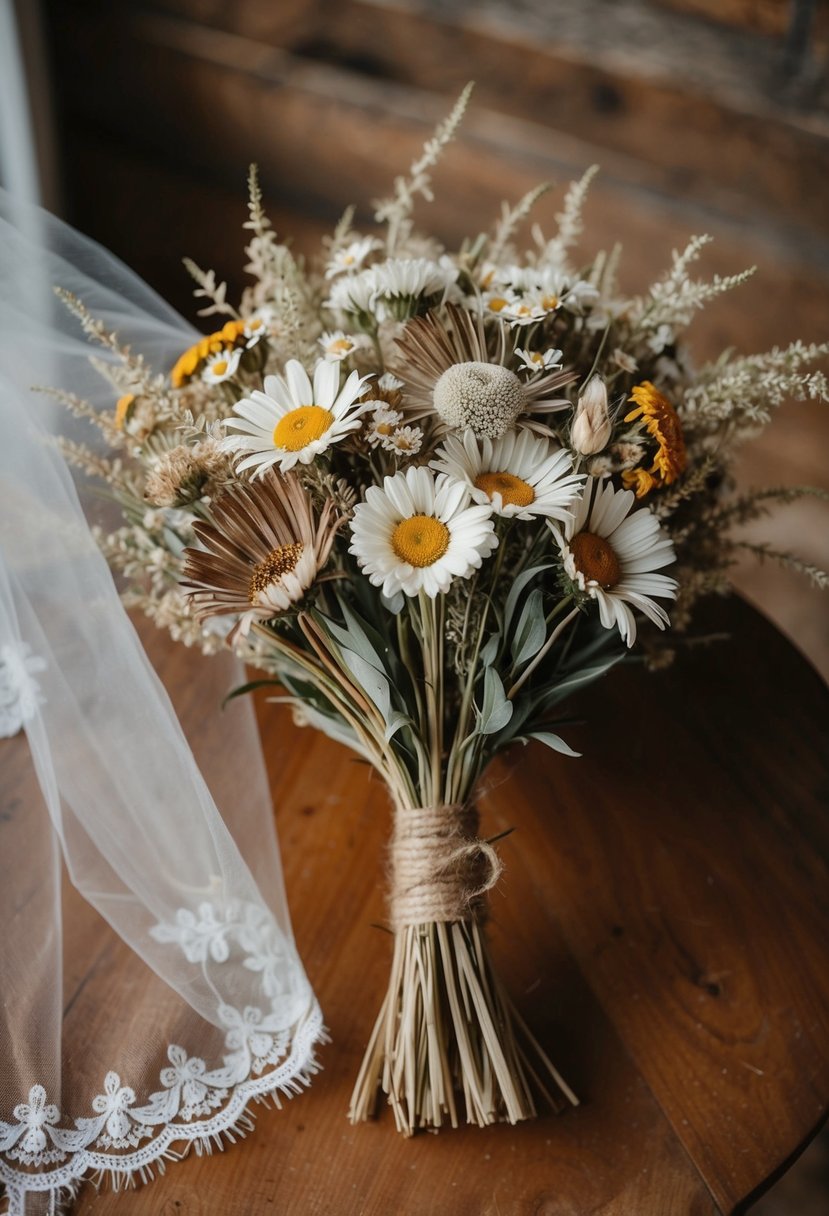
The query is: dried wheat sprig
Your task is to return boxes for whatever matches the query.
[55,437,130,487]
[731,542,829,590]
[182,257,237,319]
[710,485,829,528]
[374,82,474,255]
[532,165,599,269]
[632,235,755,334]
[489,183,551,267]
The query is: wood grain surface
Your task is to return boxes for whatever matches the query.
[48,595,827,1215]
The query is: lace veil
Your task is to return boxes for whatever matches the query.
[0,192,322,1214]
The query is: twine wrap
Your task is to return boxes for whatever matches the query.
[390,804,503,929]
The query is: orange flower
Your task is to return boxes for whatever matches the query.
[622,381,686,498]
[114,393,135,429]
[170,319,249,387]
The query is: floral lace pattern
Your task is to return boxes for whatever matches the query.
[0,900,323,1215]
[0,642,46,738]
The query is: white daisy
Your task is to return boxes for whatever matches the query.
[243,309,275,348]
[325,236,380,279]
[349,466,497,599]
[369,256,459,322]
[319,330,361,362]
[367,406,404,447]
[515,347,564,374]
[381,424,423,456]
[431,429,582,521]
[325,268,378,317]
[222,358,372,476]
[202,348,242,385]
[550,478,677,647]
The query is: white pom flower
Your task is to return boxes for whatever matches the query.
[433,362,525,438]
[430,429,583,521]
[222,358,372,476]
[549,478,677,647]
[349,466,497,599]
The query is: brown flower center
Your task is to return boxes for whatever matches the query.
[391,515,450,568]
[570,531,621,589]
[249,543,304,602]
[474,470,535,508]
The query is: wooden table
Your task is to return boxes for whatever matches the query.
[17,597,829,1213]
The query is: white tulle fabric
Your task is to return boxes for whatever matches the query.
[0,192,321,1215]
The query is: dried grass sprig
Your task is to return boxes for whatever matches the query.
[374,82,474,254]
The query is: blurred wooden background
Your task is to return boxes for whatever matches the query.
[32,1,829,1211]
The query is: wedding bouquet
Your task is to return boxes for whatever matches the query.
[55,86,827,1136]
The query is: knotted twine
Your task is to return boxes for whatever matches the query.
[389,804,503,929]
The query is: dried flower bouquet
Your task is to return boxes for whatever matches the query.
[56,85,828,1135]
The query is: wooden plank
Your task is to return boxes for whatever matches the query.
[497,597,829,1211]
[48,595,827,1213]
[66,0,829,238]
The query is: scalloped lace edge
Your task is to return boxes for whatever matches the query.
[0,1001,326,1216]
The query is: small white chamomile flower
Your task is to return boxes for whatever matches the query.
[381,425,423,456]
[319,331,361,362]
[515,347,564,374]
[367,406,404,447]
[325,236,381,279]
[202,348,242,385]
[243,309,275,348]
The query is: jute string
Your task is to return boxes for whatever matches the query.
[389,804,503,929]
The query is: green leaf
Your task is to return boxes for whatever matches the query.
[511,588,546,668]
[526,730,581,758]
[319,611,387,677]
[339,646,392,720]
[536,654,623,710]
[503,564,552,635]
[221,678,281,709]
[479,632,501,667]
[478,666,514,736]
[384,709,413,742]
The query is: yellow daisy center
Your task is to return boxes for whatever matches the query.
[391,515,450,568]
[249,543,304,602]
[248,318,264,332]
[541,294,559,310]
[487,297,509,313]
[273,406,334,451]
[211,359,229,377]
[329,338,353,354]
[474,470,535,508]
[570,531,621,589]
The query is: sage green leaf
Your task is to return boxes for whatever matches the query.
[478,665,513,735]
[526,730,581,758]
[503,563,552,634]
[511,588,546,668]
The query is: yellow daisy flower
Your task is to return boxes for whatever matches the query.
[622,381,687,498]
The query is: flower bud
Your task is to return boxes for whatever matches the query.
[571,376,611,455]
